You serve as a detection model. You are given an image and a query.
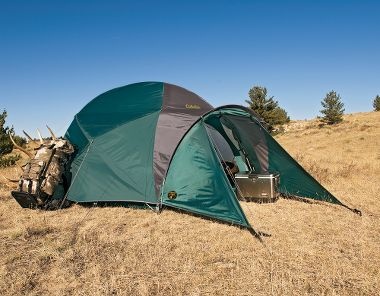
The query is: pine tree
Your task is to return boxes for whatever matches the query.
[0,110,13,155]
[245,86,290,131]
[320,91,345,124]
[0,109,24,167]
[270,107,290,125]
[373,95,380,111]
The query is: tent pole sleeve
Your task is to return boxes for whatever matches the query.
[158,177,165,213]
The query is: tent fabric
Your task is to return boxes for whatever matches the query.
[162,121,251,227]
[65,82,213,203]
[153,83,213,195]
[221,115,269,172]
[67,112,160,203]
[264,131,343,204]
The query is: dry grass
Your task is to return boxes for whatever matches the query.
[1,112,379,295]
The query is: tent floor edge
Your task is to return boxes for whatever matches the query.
[69,201,160,209]
[162,204,265,240]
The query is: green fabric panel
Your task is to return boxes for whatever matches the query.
[75,82,163,138]
[65,115,91,153]
[67,112,160,203]
[163,121,251,228]
[264,131,342,204]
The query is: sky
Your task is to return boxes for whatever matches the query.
[1,0,379,136]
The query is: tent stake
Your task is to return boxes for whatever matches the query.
[248,227,264,243]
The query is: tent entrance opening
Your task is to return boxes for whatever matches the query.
[205,115,280,202]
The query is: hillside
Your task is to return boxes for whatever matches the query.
[0,112,379,295]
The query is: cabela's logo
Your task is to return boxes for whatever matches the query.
[185,104,201,110]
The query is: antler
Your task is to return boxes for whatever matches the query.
[9,133,33,159]
[46,125,57,140]
[36,129,44,144]
[23,130,35,143]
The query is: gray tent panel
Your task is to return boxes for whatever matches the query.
[152,83,213,196]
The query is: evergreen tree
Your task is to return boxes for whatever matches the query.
[245,86,290,131]
[0,109,24,167]
[0,110,13,155]
[373,95,380,111]
[320,90,345,124]
[271,107,290,125]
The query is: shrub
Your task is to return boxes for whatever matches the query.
[0,154,21,168]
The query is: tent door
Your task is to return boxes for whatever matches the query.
[205,119,279,203]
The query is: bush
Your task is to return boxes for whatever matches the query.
[0,110,13,155]
[0,154,21,168]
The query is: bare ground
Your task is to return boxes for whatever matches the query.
[0,111,379,295]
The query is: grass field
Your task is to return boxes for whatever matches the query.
[1,112,379,295]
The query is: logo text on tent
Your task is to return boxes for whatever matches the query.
[185,104,201,110]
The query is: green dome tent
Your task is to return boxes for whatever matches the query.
[65,82,356,233]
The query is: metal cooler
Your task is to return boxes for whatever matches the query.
[235,172,280,202]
